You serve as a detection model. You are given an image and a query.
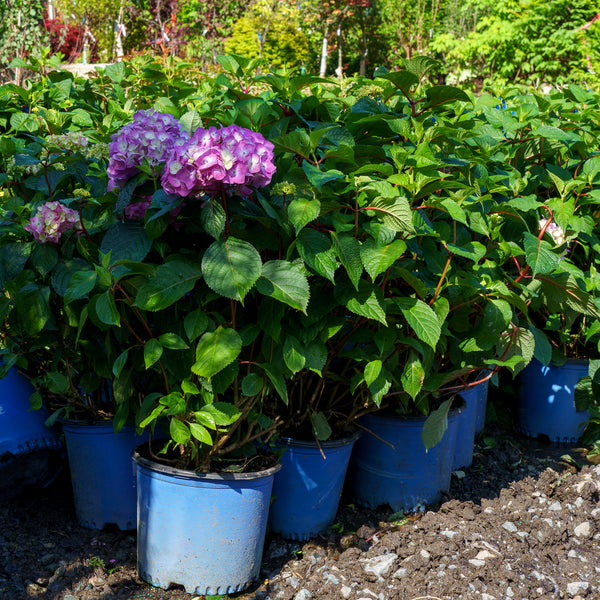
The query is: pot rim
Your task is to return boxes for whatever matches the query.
[132,443,282,481]
[278,429,362,449]
[362,398,466,423]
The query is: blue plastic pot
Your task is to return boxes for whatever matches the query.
[269,431,361,540]
[62,420,142,530]
[134,446,281,595]
[347,403,463,512]
[453,378,490,470]
[517,358,590,442]
[0,368,62,499]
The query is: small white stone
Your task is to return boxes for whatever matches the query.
[575,497,584,508]
[549,501,562,511]
[441,530,459,539]
[568,550,578,559]
[502,521,518,533]
[506,586,514,597]
[294,590,312,600]
[481,594,497,600]
[475,550,497,561]
[543,518,553,527]
[530,570,545,581]
[484,507,494,514]
[574,522,592,538]
[392,568,408,579]
[420,549,430,561]
[566,581,589,597]
[468,559,486,567]
[341,585,353,599]
[361,554,398,579]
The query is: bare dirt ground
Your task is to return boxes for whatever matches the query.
[2,399,598,600]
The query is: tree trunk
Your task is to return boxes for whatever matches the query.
[319,24,329,77]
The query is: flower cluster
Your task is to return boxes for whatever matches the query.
[46,131,89,151]
[540,218,566,245]
[161,124,276,197]
[107,110,189,191]
[25,201,80,243]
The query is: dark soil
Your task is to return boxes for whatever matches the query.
[2,401,599,600]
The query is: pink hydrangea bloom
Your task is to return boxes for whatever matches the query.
[107,110,189,191]
[124,199,152,220]
[25,201,80,243]
[161,124,276,197]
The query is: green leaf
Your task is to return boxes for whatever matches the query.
[158,333,189,350]
[202,402,241,426]
[170,419,191,445]
[29,391,43,411]
[189,422,213,445]
[287,198,321,234]
[302,161,345,191]
[256,260,309,313]
[242,373,264,397]
[336,280,387,325]
[112,350,128,377]
[179,109,203,134]
[101,222,152,264]
[297,229,338,282]
[64,270,97,304]
[283,336,306,374]
[193,409,216,429]
[523,232,559,275]
[15,285,51,335]
[530,325,552,366]
[401,351,425,400]
[135,261,202,311]
[200,197,226,239]
[202,237,262,303]
[95,291,120,326]
[422,398,454,451]
[144,338,163,369]
[396,298,441,349]
[332,233,363,290]
[424,85,471,108]
[310,411,332,441]
[366,196,414,233]
[360,239,406,280]
[364,360,382,387]
[261,363,289,404]
[184,309,208,342]
[192,327,242,378]
[160,392,186,415]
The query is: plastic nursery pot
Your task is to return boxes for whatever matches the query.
[269,430,361,541]
[453,378,490,470]
[347,402,464,513]
[61,420,142,530]
[516,358,590,443]
[0,367,63,500]
[134,445,281,596]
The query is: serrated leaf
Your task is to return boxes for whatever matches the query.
[192,327,242,378]
[242,373,264,397]
[305,340,327,375]
[364,360,382,387]
[366,196,414,233]
[332,232,362,290]
[100,222,152,264]
[189,422,213,445]
[262,363,289,404]
[287,198,321,234]
[396,298,441,349]
[170,419,191,445]
[135,261,202,311]
[179,109,203,134]
[336,280,387,325]
[202,402,241,426]
[95,291,120,326]
[297,228,338,282]
[256,260,309,313]
[530,325,552,366]
[283,336,306,374]
[523,232,560,275]
[424,85,470,108]
[310,411,332,441]
[200,197,226,239]
[360,239,406,280]
[422,398,453,451]
[302,161,345,191]
[202,237,262,303]
[158,333,189,350]
[112,350,128,377]
[401,351,425,400]
[144,338,163,369]
[64,270,97,304]
[193,410,216,429]
[184,309,208,341]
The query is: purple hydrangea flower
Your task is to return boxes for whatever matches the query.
[161,124,276,197]
[107,110,189,191]
[124,198,152,220]
[25,201,80,243]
